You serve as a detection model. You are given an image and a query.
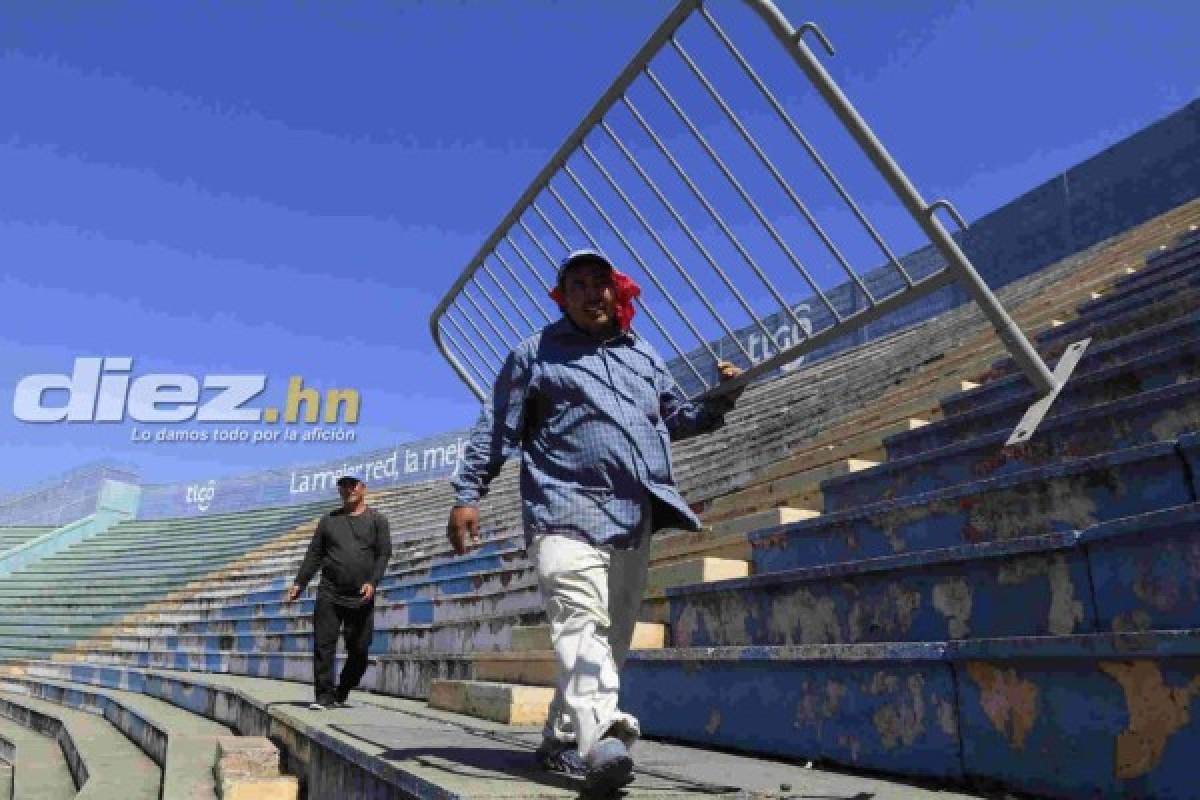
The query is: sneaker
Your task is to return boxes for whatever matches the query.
[534,738,586,777]
[331,697,354,709]
[584,737,634,794]
[308,701,329,711]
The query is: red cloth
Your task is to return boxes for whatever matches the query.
[549,269,642,331]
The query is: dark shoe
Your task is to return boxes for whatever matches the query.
[534,738,586,777]
[332,690,353,708]
[584,737,634,794]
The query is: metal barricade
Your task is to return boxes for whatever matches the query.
[429,0,1089,445]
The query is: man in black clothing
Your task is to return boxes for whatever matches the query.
[285,476,392,710]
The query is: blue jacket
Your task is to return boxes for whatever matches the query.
[452,317,733,548]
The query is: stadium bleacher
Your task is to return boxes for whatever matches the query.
[0,200,1197,797]
[0,527,51,555]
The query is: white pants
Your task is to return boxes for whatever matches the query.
[529,525,652,758]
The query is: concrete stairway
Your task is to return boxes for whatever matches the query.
[0,527,51,555]
[3,661,980,799]
[0,687,160,798]
[617,222,1200,798]
[0,712,76,799]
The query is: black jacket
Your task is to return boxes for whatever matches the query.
[294,507,392,607]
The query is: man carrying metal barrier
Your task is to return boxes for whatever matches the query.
[446,249,743,793]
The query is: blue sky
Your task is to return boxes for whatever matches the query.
[0,0,1196,495]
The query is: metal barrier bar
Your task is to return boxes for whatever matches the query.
[530,200,574,252]
[430,0,1085,443]
[439,324,492,388]
[492,249,553,323]
[596,121,753,362]
[620,95,791,342]
[452,299,506,364]
[644,65,832,322]
[510,225,557,289]
[590,125,748,359]
[573,148,725,362]
[740,1,1057,395]
[444,312,498,381]
[462,285,517,350]
[716,267,957,396]
[696,5,912,287]
[479,261,536,331]
[559,161,710,348]
[471,277,525,342]
[670,36,878,302]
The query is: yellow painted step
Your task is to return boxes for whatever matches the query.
[650,506,823,567]
[510,625,552,652]
[473,653,557,687]
[711,507,819,538]
[510,622,665,652]
[756,418,928,486]
[428,679,554,725]
[646,558,748,595]
[706,459,876,521]
[215,737,299,800]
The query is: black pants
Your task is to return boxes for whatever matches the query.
[312,592,374,703]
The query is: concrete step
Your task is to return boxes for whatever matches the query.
[1036,280,1200,352]
[648,507,821,567]
[16,649,382,691]
[10,527,516,585]
[213,737,298,800]
[1125,234,1200,285]
[623,629,1200,798]
[909,326,1200,451]
[750,440,1190,574]
[825,379,1200,510]
[428,680,554,725]
[93,594,546,658]
[749,418,931,486]
[646,558,750,596]
[675,504,1200,649]
[671,532,1090,647]
[0,714,76,799]
[975,277,1200,391]
[694,253,1136,490]
[1075,256,1200,318]
[67,608,554,662]
[0,546,533,614]
[97,577,542,639]
[704,458,877,522]
[510,622,665,652]
[7,659,964,799]
[0,688,161,798]
[376,651,560,698]
[76,608,543,661]
[0,672,235,799]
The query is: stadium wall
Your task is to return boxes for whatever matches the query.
[0,463,139,527]
[135,429,470,519]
